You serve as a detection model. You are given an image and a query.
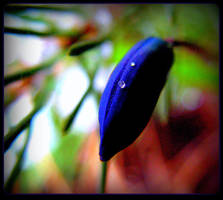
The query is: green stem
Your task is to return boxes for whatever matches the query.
[100,161,107,194]
[4,51,65,86]
[4,107,38,152]
[4,125,32,193]
[167,39,219,63]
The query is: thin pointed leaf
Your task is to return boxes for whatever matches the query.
[4,108,37,153]
[33,75,55,109]
[50,106,63,135]
[4,26,55,37]
[4,51,65,86]
[4,126,32,192]
[68,36,109,56]
[62,84,92,133]
[62,64,99,134]
[4,75,56,152]
[4,26,86,38]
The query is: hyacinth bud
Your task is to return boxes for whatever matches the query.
[99,37,174,161]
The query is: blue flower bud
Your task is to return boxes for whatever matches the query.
[99,37,174,161]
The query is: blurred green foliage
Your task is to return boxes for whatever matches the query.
[4,3,219,193]
[172,49,219,92]
[51,133,85,182]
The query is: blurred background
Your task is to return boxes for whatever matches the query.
[4,4,219,194]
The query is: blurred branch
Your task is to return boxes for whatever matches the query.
[62,44,103,134]
[63,35,106,133]
[4,75,55,152]
[167,39,219,63]
[61,35,109,133]
[5,26,52,36]
[5,4,86,16]
[4,126,32,193]
[4,51,65,86]
[4,26,86,38]
[68,35,110,56]
[4,34,109,86]
[4,107,38,153]
[4,20,109,87]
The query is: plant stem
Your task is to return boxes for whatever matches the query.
[100,161,107,194]
[4,107,38,152]
[4,125,32,193]
[166,38,218,63]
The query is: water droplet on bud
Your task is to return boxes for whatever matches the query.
[118,80,126,88]
[130,62,135,67]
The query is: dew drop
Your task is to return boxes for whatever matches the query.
[130,62,135,67]
[118,80,126,88]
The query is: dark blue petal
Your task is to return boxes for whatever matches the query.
[99,37,174,161]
